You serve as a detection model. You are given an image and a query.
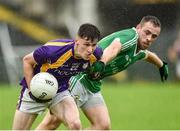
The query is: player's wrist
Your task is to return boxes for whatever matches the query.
[94,61,105,72]
[87,61,105,80]
[99,58,107,65]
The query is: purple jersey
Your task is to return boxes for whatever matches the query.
[20,39,103,92]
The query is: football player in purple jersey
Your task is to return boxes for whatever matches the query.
[12,23,102,130]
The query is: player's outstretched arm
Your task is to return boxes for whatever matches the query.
[145,50,168,82]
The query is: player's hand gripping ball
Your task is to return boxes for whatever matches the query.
[29,72,58,102]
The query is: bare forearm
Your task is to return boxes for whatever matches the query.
[23,61,34,89]
[100,39,121,64]
[101,47,119,64]
[146,51,163,68]
[23,53,36,89]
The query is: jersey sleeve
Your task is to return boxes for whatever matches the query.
[93,46,103,60]
[33,46,51,64]
[136,50,148,60]
[116,28,138,51]
[89,46,103,65]
[141,50,148,60]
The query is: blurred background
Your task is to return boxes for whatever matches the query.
[0,0,180,130]
[0,0,180,85]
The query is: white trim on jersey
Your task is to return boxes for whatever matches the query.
[121,33,138,51]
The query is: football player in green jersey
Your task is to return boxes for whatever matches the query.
[36,15,168,130]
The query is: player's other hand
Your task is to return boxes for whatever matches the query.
[159,61,169,82]
[87,61,105,80]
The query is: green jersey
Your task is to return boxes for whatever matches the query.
[71,27,148,93]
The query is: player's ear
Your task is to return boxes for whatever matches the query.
[136,24,141,29]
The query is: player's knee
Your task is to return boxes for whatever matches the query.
[67,119,81,130]
[94,120,111,130]
[101,122,111,130]
[36,118,60,130]
[47,123,59,130]
[12,124,27,130]
[38,122,59,130]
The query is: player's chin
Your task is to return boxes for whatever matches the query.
[83,56,90,60]
[141,45,148,50]
[84,57,90,60]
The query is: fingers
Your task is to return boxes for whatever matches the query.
[159,61,169,82]
[165,74,168,80]
[161,76,164,82]
[161,74,168,82]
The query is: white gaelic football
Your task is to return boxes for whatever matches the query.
[30,72,58,100]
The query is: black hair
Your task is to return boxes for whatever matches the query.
[140,15,161,28]
[78,23,101,41]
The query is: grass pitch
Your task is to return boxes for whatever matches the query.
[0,82,180,130]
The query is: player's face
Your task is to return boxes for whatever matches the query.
[136,22,161,50]
[75,37,98,60]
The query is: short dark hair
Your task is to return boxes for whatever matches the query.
[78,23,101,41]
[140,15,161,28]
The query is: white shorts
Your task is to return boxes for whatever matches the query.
[69,78,105,110]
[17,88,71,114]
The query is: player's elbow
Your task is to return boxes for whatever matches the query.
[23,53,36,66]
[23,55,28,63]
